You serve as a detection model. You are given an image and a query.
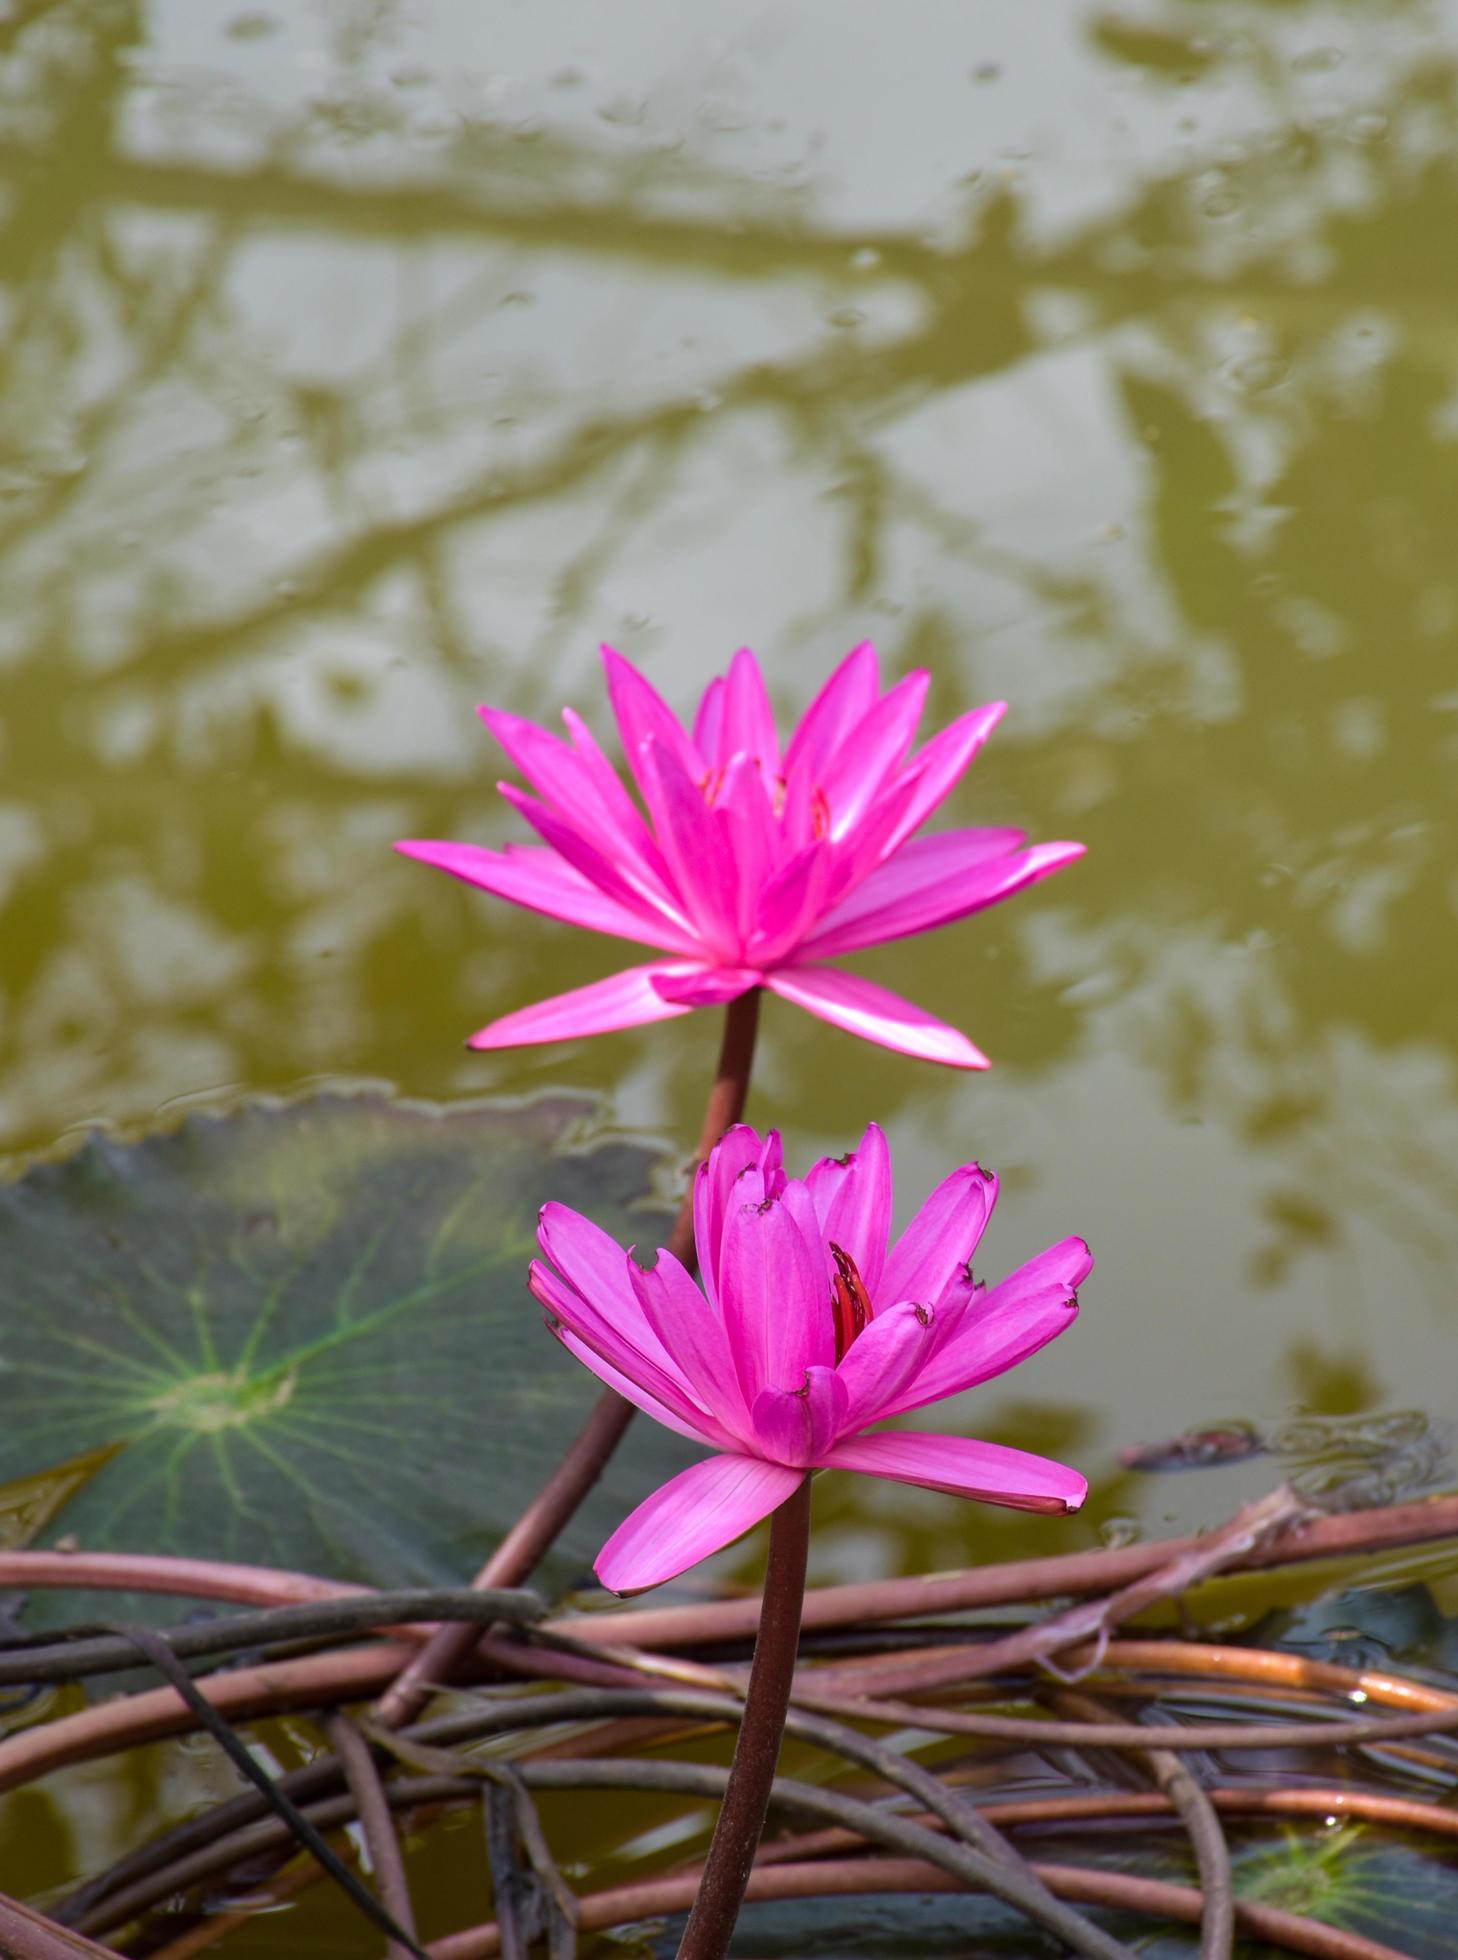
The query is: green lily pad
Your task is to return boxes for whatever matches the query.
[0,1094,693,1597]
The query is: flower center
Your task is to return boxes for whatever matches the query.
[829,1241,872,1363]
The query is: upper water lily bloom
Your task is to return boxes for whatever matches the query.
[398,643,1083,1068]
[530,1121,1089,1594]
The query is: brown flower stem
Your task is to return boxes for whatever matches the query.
[423,1855,1417,1960]
[374,985,761,1729]
[0,1890,118,1960]
[1059,1687,1232,1960]
[675,1473,811,1960]
[323,1715,420,1960]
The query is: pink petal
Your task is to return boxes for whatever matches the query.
[820,669,930,840]
[881,1161,998,1306]
[693,1124,779,1308]
[651,966,762,1007]
[748,843,833,967]
[718,1190,832,1405]
[782,642,880,784]
[879,1236,1089,1419]
[601,645,704,792]
[800,830,1077,959]
[775,1177,830,1289]
[467,964,694,1050]
[480,706,663,887]
[550,1324,720,1447]
[395,840,691,954]
[817,704,1009,910]
[692,674,726,760]
[859,838,1087,955]
[719,647,780,777]
[714,755,777,943]
[833,1298,938,1430]
[595,1453,805,1594]
[530,1248,723,1436]
[764,967,990,1070]
[636,735,743,958]
[498,783,695,943]
[628,1245,750,1438]
[538,1203,652,1334]
[878,702,1008,856]
[823,1430,1086,1514]
[561,706,681,889]
[803,1121,893,1297]
[750,1367,847,1466]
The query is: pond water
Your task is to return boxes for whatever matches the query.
[1,0,1456,1933]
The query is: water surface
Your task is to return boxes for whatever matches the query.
[1,0,1456,1919]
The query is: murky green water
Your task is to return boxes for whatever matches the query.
[2,0,1456,1935]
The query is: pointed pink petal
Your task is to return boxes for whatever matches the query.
[782,642,880,783]
[775,1177,832,1297]
[692,674,726,760]
[833,1298,938,1430]
[651,966,761,1007]
[803,1121,893,1297]
[715,755,777,943]
[467,964,694,1050]
[532,1259,737,1449]
[559,705,683,892]
[551,1325,719,1447]
[480,706,662,884]
[693,1125,779,1309]
[718,1190,830,1405]
[879,1236,1089,1418]
[595,1453,805,1593]
[820,669,930,839]
[395,840,692,954]
[818,704,1008,910]
[628,1246,750,1438]
[800,830,1081,958]
[879,702,1008,856]
[537,1204,652,1335]
[636,736,743,958]
[823,1430,1086,1514]
[776,763,820,854]
[720,648,779,775]
[765,967,990,1070]
[750,1367,847,1466]
[498,783,697,945]
[748,843,833,967]
[560,704,662,836]
[881,1161,998,1305]
[601,645,703,790]
[834,837,1086,956]
[531,1237,697,1409]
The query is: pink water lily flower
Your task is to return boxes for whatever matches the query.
[530,1121,1089,1594]
[398,643,1083,1068]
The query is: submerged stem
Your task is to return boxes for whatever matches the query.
[374,988,762,1729]
[676,1474,812,1960]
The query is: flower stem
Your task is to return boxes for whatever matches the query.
[373,988,762,1729]
[676,1473,812,1960]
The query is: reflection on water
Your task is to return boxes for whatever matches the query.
[0,1,1454,1580]
[0,2,1456,1934]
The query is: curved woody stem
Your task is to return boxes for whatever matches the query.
[375,988,762,1729]
[676,1474,812,1960]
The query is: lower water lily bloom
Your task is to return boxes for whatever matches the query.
[530,1122,1089,1594]
[398,642,1083,1068]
